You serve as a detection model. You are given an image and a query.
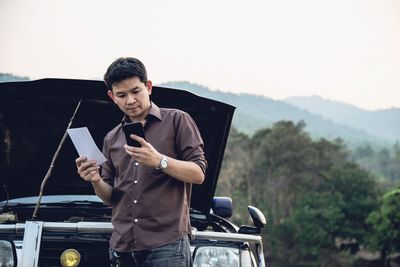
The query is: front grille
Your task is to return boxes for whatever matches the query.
[39,234,110,267]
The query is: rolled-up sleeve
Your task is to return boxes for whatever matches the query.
[175,112,207,174]
[100,134,115,186]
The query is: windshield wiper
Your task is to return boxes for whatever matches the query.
[52,200,107,207]
[1,200,107,209]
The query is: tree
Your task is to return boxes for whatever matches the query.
[217,120,383,266]
[325,163,379,242]
[284,163,378,263]
[388,142,400,183]
[248,121,316,220]
[366,189,400,266]
[216,127,252,223]
[289,192,345,256]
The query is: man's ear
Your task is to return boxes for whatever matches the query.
[107,90,115,102]
[146,81,153,95]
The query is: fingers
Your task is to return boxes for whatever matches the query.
[76,157,99,180]
[75,156,87,168]
[123,144,147,156]
[124,144,134,156]
[130,134,147,147]
[123,142,161,168]
[80,165,100,177]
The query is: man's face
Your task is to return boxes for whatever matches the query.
[107,77,153,122]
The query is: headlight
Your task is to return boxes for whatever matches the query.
[60,249,81,267]
[0,240,17,267]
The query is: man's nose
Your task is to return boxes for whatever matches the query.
[127,94,136,104]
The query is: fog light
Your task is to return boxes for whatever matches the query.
[60,249,81,267]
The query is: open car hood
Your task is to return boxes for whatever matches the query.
[0,78,235,216]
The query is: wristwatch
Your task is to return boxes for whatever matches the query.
[157,154,168,170]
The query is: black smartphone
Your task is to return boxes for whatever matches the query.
[122,122,145,147]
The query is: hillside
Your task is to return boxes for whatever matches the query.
[285,96,399,142]
[0,73,30,82]
[159,81,387,146]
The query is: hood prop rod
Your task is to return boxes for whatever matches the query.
[32,98,82,220]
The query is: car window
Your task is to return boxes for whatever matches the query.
[193,246,240,267]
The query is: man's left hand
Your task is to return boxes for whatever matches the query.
[124,134,162,168]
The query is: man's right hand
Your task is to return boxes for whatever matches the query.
[76,156,101,183]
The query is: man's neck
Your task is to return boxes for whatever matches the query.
[128,103,151,124]
[128,115,148,126]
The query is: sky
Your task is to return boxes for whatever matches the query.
[1,0,399,110]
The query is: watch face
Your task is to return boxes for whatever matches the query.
[160,159,168,169]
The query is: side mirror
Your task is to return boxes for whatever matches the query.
[248,206,266,228]
[238,206,267,235]
[0,239,18,267]
[212,197,233,218]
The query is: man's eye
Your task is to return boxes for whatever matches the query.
[116,94,126,97]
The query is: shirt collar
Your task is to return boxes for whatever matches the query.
[147,101,162,121]
[121,101,162,125]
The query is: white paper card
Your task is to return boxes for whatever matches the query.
[67,127,107,164]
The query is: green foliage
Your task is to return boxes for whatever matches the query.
[285,163,378,259]
[217,127,252,223]
[165,79,399,265]
[351,142,400,186]
[216,120,387,266]
[248,121,318,220]
[325,164,379,242]
[247,121,349,223]
[366,189,400,261]
[289,192,345,256]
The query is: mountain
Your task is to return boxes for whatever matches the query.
[0,73,30,82]
[285,96,399,142]
[159,81,387,146]
[1,74,393,146]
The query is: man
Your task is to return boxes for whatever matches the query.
[76,57,207,266]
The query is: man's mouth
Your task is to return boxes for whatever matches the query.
[126,106,139,111]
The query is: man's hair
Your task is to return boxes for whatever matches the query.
[104,57,148,89]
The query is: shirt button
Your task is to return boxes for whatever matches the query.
[134,180,138,184]
[133,200,138,204]
[134,219,138,223]
[134,162,139,166]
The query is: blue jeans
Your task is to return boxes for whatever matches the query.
[110,235,192,267]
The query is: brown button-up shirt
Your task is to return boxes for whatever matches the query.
[100,102,207,252]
